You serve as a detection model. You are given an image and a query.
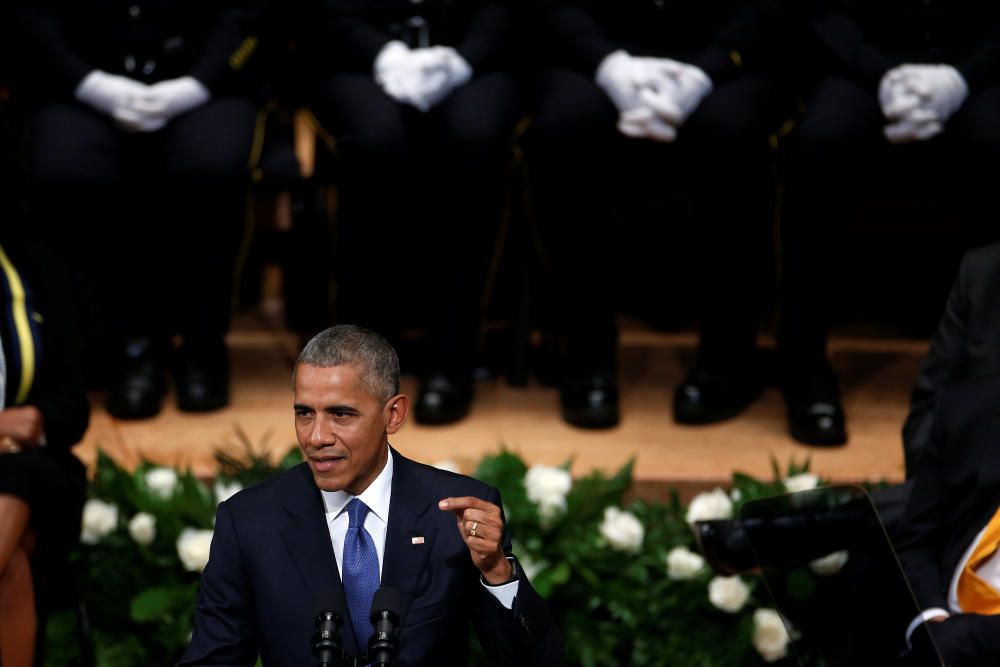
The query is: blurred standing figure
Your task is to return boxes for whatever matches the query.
[18,0,266,419]
[310,0,521,425]
[780,0,1000,446]
[0,226,90,667]
[526,0,789,429]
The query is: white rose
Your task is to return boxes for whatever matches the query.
[431,460,460,474]
[783,473,820,494]
[708,575,750,613]
[686,488,734,524]
[214,479,243,504]
[80,498,119,544]
[666,546,706,581]
[176,528,214,572]
[599,506,644,553]
[525,465,572,525]
[145,467,179,499]
[128,512,157,546]
[809,550,850,576]
[752,608,791,662]
[730,488,743,503]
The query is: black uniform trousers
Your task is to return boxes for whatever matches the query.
[312,71,521,375]
[780,75,1000,367]
[526,66,785,377]
[29,97,257,356]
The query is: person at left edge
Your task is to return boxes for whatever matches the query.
[179,325,563,666]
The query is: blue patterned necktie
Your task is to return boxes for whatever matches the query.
[343,498,380,656]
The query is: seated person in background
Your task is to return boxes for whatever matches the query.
[309,0,522,426]
[894,375,1000,666]
[525,0,790,430]
[779,0,1000,446]
[179,325,562,666]
[0,225,91,667]
[903,242,1000,476]
[17,0,266,419]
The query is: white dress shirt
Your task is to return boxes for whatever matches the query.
[320,449,519,609]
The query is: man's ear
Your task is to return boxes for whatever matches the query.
[385,394,409,434]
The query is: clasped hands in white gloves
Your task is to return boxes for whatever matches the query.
[373,40,472,112]
[595,50,713,143]
[879,64,968,144]
[75,70,210,132]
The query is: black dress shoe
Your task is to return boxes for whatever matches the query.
[783,363,847,446]
[673,366,762,425]
[106,338,167,420]
[175,346,230,413]
[560,372,620,429]
[415,373,472,425]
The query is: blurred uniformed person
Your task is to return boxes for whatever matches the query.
[17,0,266,419]
[781,0,1000,446]
[310,0,521,425]
[525,0,789,429]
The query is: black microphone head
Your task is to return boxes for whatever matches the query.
[370,586,401,624]
[315,591,345,625]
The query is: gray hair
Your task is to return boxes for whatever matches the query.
[293,325,400,402]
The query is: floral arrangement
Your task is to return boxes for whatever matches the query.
[46,439,836,667]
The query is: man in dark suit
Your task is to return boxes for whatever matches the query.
[903,242,1000,476]
[179,325,562,666]
[894,375,1000,665]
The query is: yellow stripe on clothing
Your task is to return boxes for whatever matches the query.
[0,245,35,403]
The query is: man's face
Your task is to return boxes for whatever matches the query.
[293,363,403,495]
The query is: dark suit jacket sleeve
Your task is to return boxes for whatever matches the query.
[809,8,892,90]
[179,501,259,666]
[31,243,90,451]
[956,22,1000,95]
[456,3,512,71]
[895,391,956,612]
[472,487,564,666]
[188,0,265,92]
[15,1,93,94]
[689,1,784,85]
[903,256,971,476]
[539,1,617,75]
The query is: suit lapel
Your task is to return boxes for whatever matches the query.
[382,449,438,626]
[278,464,360,657]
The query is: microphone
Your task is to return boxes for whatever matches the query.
[312,591,347,667]
[367,587,401,666]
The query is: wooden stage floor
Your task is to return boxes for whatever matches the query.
[77,316,922,499]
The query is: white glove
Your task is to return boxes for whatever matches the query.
[637,59,713,127]
[74,70,151,120]
[110,76,210,132]
[617,106,677,143]
[595,50,652,113]
[878,64,965,144]
[902,64,969,121]
[883,107,944,143]
[374,41,472,112]
[878,68,922,120]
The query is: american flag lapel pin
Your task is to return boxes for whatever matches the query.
[411,536,425,545]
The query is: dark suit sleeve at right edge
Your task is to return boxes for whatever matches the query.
[895,393,956,613]
[472,487,565,666]
[178,502,258,667]
[903,255,971,477]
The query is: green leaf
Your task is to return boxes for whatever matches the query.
[130,587,176,623]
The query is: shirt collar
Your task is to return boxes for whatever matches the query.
[320,448,394,522]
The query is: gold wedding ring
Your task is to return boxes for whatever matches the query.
[470,521,478,538]
[2,436,21,454]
